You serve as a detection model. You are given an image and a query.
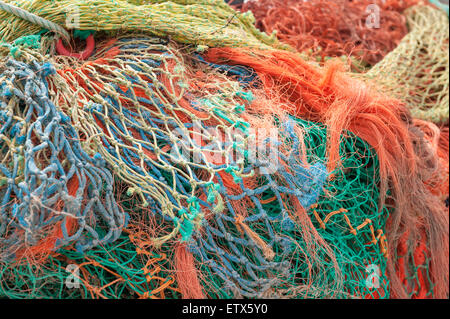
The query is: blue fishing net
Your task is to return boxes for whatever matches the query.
[0,58,127,259]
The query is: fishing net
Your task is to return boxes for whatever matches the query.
[0,232,180,299]
[0,0,289,51]
[0,175,181,299]
[366,5,449,124]
[0,0,448,300]
[1,34,392,299]
[203,46,449,299]
[189,114,391,299]
[363,5,450,296]
[238,0,412,70]
[46,35,267,247]
[393,118,449,299]
[0,54,127,264]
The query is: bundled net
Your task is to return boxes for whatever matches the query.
[0,0,289,50]
[0,232,180,299]
[393,118,449,298]
[203,46,449,298]
[49,35,265,248]
[237,0,414,70]
[1,34,394,299]
[366,4,449,124]
[49,35,340,298]
[0,0,448,300]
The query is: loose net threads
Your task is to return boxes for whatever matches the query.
[0,0,288,51]
[366,5,449,124]
[0,56,127,264]
[238,0,410,70]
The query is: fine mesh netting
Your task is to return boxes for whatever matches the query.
[0,57,127,262]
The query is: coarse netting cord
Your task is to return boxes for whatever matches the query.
[0,56,127,264]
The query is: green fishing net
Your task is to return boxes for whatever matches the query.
[195,116,390,299]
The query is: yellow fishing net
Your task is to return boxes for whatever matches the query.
[366,5,449,124]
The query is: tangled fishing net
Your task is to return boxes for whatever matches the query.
[0,56,127,263]
[237,0,415,70]
[237,1,449,123]
[0,0,448,300]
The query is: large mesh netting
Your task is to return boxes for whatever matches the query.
[189,115,391,299]
[0,56,127,263]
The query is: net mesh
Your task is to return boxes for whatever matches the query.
[0,0,289,51]
[237,0,412,70]
[0,34,393,299]
[190,114,391,299]
[0,232,180,298]
[366,5,449,124]
[0,56,127,263]
[0,0,447,300]
[203,44,449,299]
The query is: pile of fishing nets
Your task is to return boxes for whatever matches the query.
[0,0,448,299]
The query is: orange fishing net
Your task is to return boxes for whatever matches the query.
[238,0,418,69]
